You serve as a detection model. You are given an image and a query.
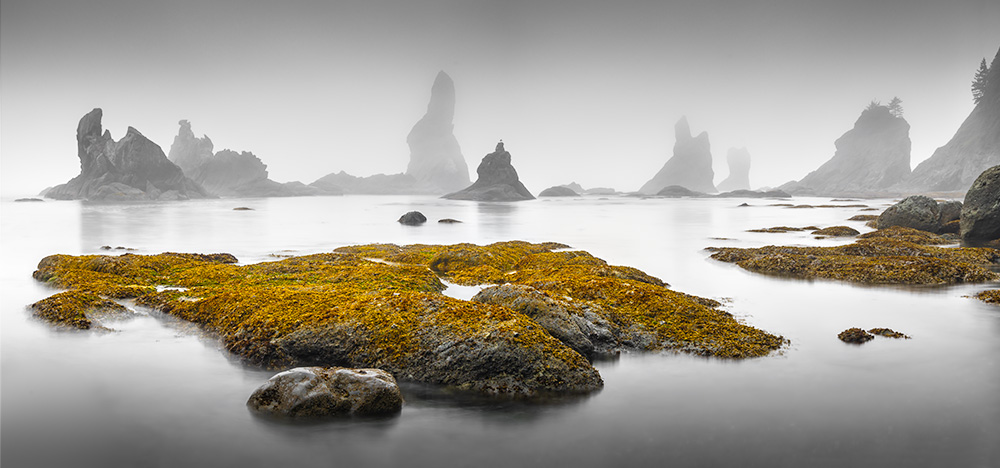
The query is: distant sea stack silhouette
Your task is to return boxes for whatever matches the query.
[900,47,1000,193]
[443,141,534,201]
[168,120,324,197]
[406,71,471,193]
[44,108,208,201]
[639,117,716,194]
[716,147,752,192]
[782,104,911,196]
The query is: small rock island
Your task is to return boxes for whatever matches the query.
[443,141,535,201]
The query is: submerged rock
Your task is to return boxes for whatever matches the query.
[539,186,579,197]
[961,165,1000,244]
[438,218,462,224]
[442,142,534,201]
[45,109,208,201]
[398,211,427,225]
[716,147,752,192]
[838,328,874,344]
[812,226,860,237]
[868,328,910,339]
[14,198,44,202]
[247,367,402,418]
[405,71,471,193]
[639,117,716,194]
[782,105,911,196]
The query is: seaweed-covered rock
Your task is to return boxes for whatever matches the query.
[709,233,998,284]
[639,117,716,194]
[539,186,579,197]
[838,328,874,344]
[398,211,427,225]
[857,226,955,245]
[31,242,786,397]
[442,142,534,201]
[45,109,209,201]
[812,226,860,237]
[976,289,1000,305]
[961,165,1000,244]
[28,289,130,329]
[247,367,402,418]
[868,328,910,339]
[877,196,942,232]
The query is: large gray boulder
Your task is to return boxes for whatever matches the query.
[442,141,534,201]
[44,109,209,201]
[961,165,1000,244]
[716,147,751,192]
[899,47,1000,193]
[639,117,716,194]
[405,71,471,194]
[876,195,942,232]
[247,367,402,418]
[783,105,911,196]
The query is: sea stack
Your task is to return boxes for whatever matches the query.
[168,120,324,197]
[783,103,911,196]
[639,117,716,194]
[44,109,208,201]
[405,71,471,193]
[716,147,752,192]
[442,141,534,201]
[900,47,1000,193]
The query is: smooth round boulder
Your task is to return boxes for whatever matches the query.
[397,211,427,225]
[247,367,402,419]
[876,195,941,232]
[961,165,1000,244]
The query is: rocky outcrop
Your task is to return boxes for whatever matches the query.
[247,367,402,418]
[560,182,616,195]
[539,186,578,197]
[442,142,534,201]
[45,109,209,201]
[310,171,420,195]
[900,47,1000,193]
[656,185,706,198]
[715,189,791,198]
[716,147,751,192]
[783,105,911,196]
[961,165,1000,244]
[398,211,427,225]
[639,117,716,194]
[405,71,471,193]
[877,196,942,232]
[168,121,326,197]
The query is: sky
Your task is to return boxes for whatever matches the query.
[2,0,999,197]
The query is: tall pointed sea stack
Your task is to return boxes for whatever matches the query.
[443,141,534,201]
[405,71,471,193]
[44,108,208,201]
[168,120,214,174]
[783,104,911,196]
[716,147,752,192]
[900,47,1000,193]
[639,117,716,194]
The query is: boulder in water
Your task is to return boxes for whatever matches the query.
[247,367,402,419]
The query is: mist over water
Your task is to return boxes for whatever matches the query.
[2,195,997,467]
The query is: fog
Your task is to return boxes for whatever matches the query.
[2,0,999,197]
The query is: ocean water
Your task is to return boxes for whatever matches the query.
[1,195,997,468]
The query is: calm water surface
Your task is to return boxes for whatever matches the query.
[2,195,998,467]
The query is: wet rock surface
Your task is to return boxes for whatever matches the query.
[398,211,427,225]
[247,367,402,418]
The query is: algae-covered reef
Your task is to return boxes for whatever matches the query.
[709,227,999,284]
[31,241,785,397]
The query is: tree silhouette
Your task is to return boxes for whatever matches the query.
[888,97,903,118]
[865,99,882,111]
[972,58,989,105]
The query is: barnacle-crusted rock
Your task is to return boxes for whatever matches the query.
[838,328,874,344]
[709,233,999,284]
[28,289,130,329]
[31,241,785,397]
[247,367,402,418]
